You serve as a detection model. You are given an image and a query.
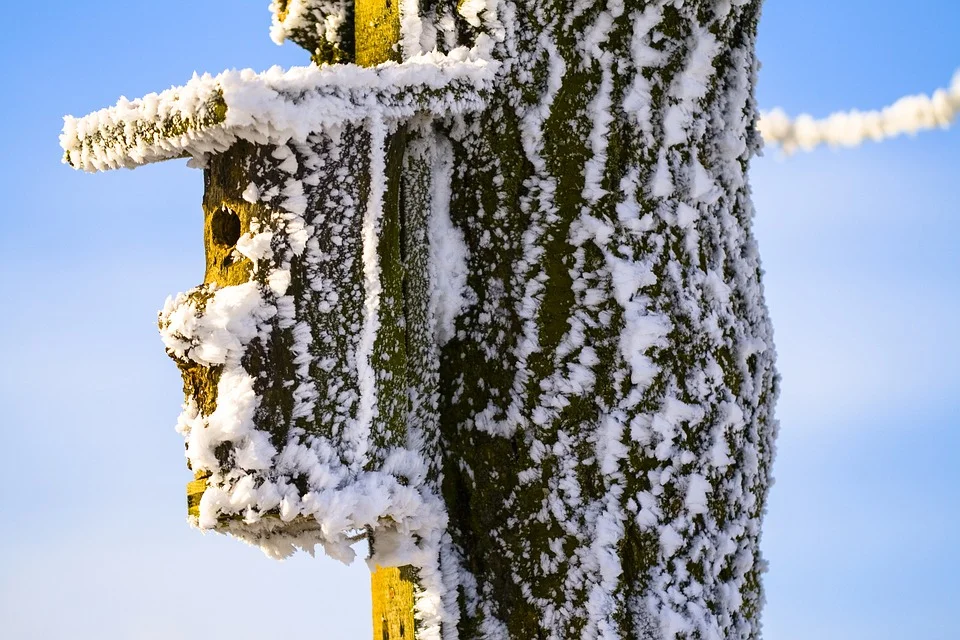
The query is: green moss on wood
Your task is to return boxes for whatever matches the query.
[63,92,227,170]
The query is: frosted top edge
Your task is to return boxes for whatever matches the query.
[61,50,495,172]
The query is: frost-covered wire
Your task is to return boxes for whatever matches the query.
[759,69,960,154]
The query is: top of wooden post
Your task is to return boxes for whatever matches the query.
[354,0,401,66]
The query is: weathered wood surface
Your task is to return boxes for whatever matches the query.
[68,1,778,638]
[351,5,420,638]
[372,565,419,640]
[355,0,401,66]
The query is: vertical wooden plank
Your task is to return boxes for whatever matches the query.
[371,566,418,640]
[354,4,418,636]
[355,0,402,66]
[369,131,420,640]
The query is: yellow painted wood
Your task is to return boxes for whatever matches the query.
[202,151,256,288]
[371,565,417,640]
[355,0,401,66]
[183,144,261,515]
[186,471,210,519]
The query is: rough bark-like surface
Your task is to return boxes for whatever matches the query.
[355,0,402,66]
[157,122,450,567]
[65,1,779,637]
[270,0,355,64]
[425,1,779,638]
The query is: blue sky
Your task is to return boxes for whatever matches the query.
[1,2,957,638]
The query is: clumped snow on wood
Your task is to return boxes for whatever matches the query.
[62,1,779,638]
[269,0,350,48]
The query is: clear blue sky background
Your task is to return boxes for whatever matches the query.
[1,2,957,638]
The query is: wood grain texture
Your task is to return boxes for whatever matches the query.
[372,565,419,640]
[355,0,401,66]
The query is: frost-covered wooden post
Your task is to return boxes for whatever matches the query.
[63,1,778,638]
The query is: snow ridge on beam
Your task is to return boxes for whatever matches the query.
[61,50,494,172]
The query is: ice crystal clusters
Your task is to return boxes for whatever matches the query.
[269,0,354,63]
[61,1,778,638]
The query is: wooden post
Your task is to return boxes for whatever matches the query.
[355,0,401,66]
[371,565,418,640]
[185,143,262,516]
[64,3,781,637]
[352,4,418,639]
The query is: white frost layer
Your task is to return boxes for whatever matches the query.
[759,69,960,154]
[427,136,469,345]
[159,281,275,367]
[155,121,452,581]
[61,49,496,172]
[199,459,447,563]
[268,0,348,47]
[353,114,388,471]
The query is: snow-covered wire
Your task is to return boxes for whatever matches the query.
[759,69,960,154]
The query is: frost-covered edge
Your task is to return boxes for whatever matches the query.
[61,49,496,173]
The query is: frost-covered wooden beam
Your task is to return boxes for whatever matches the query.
[61,52,494,172]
